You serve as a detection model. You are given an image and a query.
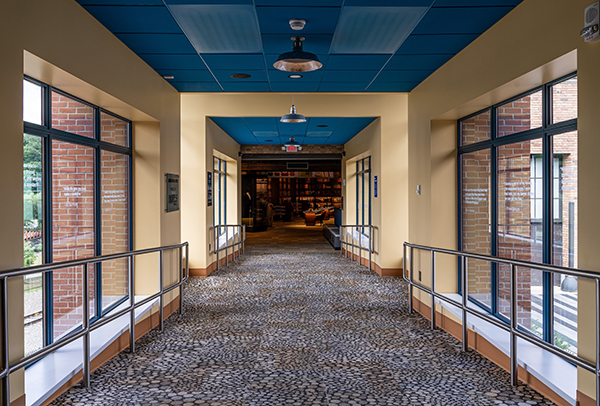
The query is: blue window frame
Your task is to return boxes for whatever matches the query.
[213,157,227,233]
[356,157,371,231]
[22,76,132,356]
[458,73,578,354]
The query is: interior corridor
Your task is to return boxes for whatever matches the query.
[50,224,556,405]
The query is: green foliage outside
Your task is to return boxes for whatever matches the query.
[531,319,574,355]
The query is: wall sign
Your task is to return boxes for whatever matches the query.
[165,173,179,212]
[207,171,213,207]
[374,176,378,198]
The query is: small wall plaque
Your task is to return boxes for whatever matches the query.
[166,173,179,212]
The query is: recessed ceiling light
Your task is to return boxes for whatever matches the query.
[317,124,328,128]
[163,75,175,80]
[288,74,303,79]
[265,140,273,142]
[231,73,252,79]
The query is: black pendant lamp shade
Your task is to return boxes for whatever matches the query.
[280,102,306,123]
[284,135,301,147]
[273,37,323,73]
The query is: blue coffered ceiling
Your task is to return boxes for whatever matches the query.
[210,117,377,146]
[77,0,523,93]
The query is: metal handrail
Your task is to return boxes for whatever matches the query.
[214,225,246,271]
[0,241,189,405]
[340,225,375,271]
[403,242,600,406]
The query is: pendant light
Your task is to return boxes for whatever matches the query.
[273,37,322,73]
[280,95,306,123]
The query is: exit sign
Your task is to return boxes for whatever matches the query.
[286,145,298,152]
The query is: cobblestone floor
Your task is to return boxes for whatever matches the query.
[50,223,556,406]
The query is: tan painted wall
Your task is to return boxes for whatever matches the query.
[180,92,408,271]
[0,0,181,401]
[408,0,599,398]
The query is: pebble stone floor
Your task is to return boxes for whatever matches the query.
[50,222,556,406]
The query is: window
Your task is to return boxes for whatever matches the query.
[458,73,577,354]
[356,157,371,232]
[22,77,132,356]
[213,157,227,231]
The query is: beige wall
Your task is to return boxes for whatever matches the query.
[408,0,600,399]
[0,0,181,401]
[180,93,408,271]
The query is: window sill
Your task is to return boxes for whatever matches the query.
[438,293,576,405]
[25,296,158,406]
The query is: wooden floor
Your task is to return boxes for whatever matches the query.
[246,219,336,253]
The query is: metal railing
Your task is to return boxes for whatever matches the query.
[0,242,189,405]
[340,225,375,271]
[403,242,599,406]
[214,225,246,271]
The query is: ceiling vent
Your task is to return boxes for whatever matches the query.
[287,162,309,170]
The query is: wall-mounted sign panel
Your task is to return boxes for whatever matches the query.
[207,171,213,207]
[166,173,179,212]
[374,176,378,198]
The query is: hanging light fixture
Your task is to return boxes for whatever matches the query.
[273,37,322,73]
[280,95,306,123]
[282,135,302,152]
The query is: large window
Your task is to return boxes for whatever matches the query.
[458,73,577,354]
[23,77,131,356]
[213,157,227,232]
[356,157,371,229]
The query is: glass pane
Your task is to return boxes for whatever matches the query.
[497,141,542,334]
[552,130,577,353]
[101,151,129,311]
[23,134,44,355]
[461,149,491,308]
[52,140,95,340]
[460,110,490,146]
[52,264,95,341]
[23,80,43,125]
[552,77,577,124]
[498,265,543,337]
[357,172,363,226]
[100,112,129,147]
[51,91,95,138]
[497,90,542,137]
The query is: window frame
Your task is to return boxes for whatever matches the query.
[457,72,577,349]
[23,76,132,350]
[355,157,372,234]
[213,157,227,233]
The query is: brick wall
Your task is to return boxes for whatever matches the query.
[52,92,94,138]
[101,150,129,306]
[101,112,128,146]
[51,141,95,339]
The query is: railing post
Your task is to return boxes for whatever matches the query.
[461,256,469,352]
[510,263,518,386]
[242,225,246,255]
[179,246,184,315]
[82,264,91,388]
[2,278,9,406]
[368,226,372,272]
[129,255,136,353]
[596,278,599,406]
[408,246,413,314]
[159,250,164,332]
[226,227,229,267]
[431,250,436,330]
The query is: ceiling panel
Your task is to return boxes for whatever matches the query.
[169,5,262,53]
[202,54,266,70]
[307,117,343,132]
[82,6,181,33]
[78,0,524,94]
[412,7,514,35]
[212,69,269,82]
[243,117,279,132]
[115,33,196,53]
[331,6,428,54]
[156,69,214,81]
[138,53,207,70]
[256,7,341,35]
[396,34,479,55]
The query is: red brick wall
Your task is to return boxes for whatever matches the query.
[51,141,95,339]
[461,110,490,145]
[52,92,94,138]
[101,150,129,305]
[101,112,128,146]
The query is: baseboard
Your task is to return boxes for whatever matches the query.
[190,249,242,277]
[340,249,401,277]
[577,390,595,406]
[11,394,25,406]
[40,296,181,406]
[412,297,572,406]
